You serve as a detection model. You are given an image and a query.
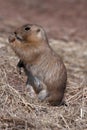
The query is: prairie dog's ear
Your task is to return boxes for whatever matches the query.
[36,28,42,39]
[36,27,47,41]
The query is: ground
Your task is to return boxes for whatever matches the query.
[0,0,87,130]
[0,37,87,130]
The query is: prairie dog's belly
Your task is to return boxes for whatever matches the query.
[30,64,47,81]
[29,60,60,83]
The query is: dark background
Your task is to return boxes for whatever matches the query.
[0,0,87,41]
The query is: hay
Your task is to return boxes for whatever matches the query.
[0,37,87,130]
[0,63,35,129]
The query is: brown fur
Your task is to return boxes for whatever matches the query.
[8,24,67,106]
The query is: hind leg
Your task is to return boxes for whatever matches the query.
[34,77,47,94]
[38,89,49,101]
[26,75,48,100]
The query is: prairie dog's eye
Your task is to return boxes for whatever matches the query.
[25,26,30,31]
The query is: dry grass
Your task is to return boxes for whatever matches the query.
[0,37,87,130]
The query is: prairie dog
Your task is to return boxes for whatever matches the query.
[8,24,67,106]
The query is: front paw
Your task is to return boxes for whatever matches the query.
[38,90,47,102]
[17,60,24,74]
[17,66,22,74]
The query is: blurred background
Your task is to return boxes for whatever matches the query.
[0,0,87,41]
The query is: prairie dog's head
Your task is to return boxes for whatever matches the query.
[8,24,48,45]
